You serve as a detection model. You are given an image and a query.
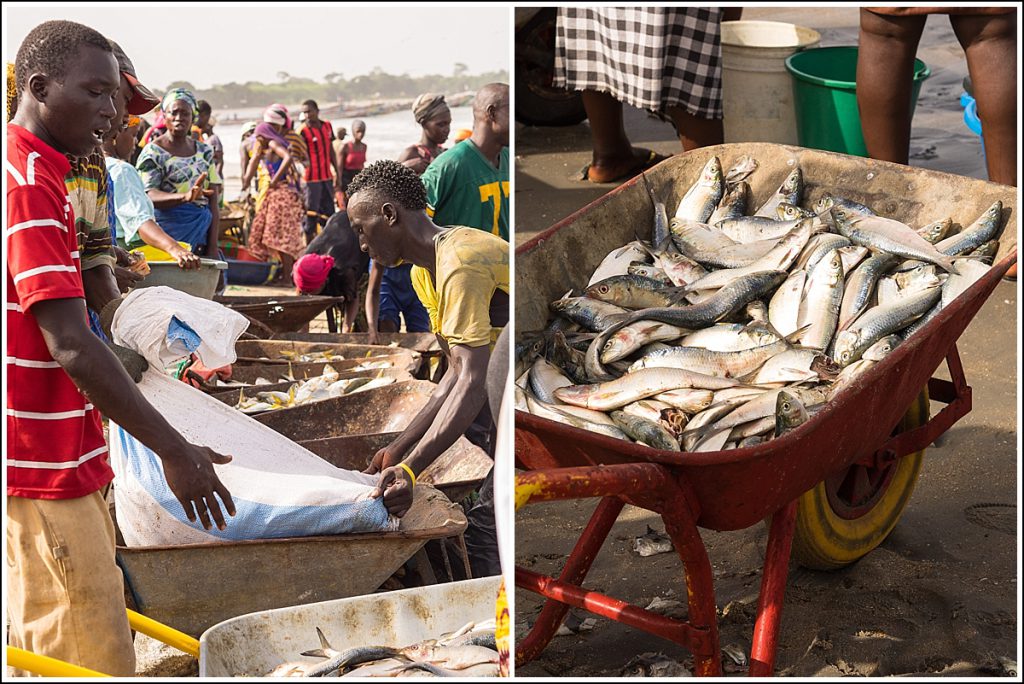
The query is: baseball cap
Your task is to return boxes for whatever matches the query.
[108,41,160,115]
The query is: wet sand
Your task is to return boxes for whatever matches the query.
[513,7,1018,678]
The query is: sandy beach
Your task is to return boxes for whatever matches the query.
[513,7,1018,677]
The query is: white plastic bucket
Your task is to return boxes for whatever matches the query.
[721,20,821,145]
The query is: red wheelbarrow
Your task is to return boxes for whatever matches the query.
[513,144,1017,676]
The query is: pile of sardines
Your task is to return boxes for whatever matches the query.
[515,156,1005,452]
[268,619,499,677]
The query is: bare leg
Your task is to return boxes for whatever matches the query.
[665,107,724,151]
[343,298,358,332]
[722,7,743,22]
[278,252,295,284]
[950,13,1017,187]
[856,9,927,164]
[580,90,656,183]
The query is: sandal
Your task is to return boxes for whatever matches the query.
[578,147,670,184]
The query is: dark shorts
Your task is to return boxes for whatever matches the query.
[379,265,430,332]
[304,180,336,237]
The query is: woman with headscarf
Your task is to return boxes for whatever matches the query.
[363,93,446,343]
[241,110,306,280]
[397,93,452,174]
[103,116,200,269]
[136,88,221,256]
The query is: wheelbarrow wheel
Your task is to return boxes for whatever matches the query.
[791,388,929,570]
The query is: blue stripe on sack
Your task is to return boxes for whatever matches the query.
[110,426,393,541]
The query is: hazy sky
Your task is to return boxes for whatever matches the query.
[3,2,511,90]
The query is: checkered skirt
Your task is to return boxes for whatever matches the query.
[554,6,724,119]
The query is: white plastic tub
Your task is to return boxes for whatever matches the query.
[721,20,821,145]
[198,576,502,677]
[132,258,227,300]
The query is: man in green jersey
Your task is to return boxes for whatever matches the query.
[419,83,509,241]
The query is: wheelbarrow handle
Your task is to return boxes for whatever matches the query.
[5,646,108,677]
[128,609,200,658]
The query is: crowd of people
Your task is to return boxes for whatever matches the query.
[6,17,510,676]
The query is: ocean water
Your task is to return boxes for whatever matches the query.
[212,106,473,198]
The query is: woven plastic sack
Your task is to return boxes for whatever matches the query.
[110,370,397,546]
[111,285,249,368]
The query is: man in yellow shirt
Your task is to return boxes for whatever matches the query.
[347,160,508,577]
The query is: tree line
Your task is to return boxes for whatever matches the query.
[161,66,509,109]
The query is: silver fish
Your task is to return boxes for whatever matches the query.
[301,628,401,677]
[548,330,589,383]
[794,233,852,272]
[549,296,629,332]
[526,393,629,441]
[709,180,751,224]
[768,269,807,337]
[670,217,737,257]
[940,259,991,309]
[716,215,804,244]
[554,367,744,411]
[674,156,723,222]
[796,249,844,351]
[933,201,1003,256]
[528,358,574,404]
[753,166,802,217]
[585,274,687,309]
[833,284,941,366]
[894,264,942,294]
[655,250,709,288]
[650,388,715,413]
[916,218,953,244]
[777,202,816,221]
[642,172,672,249]
[588,241,652,286]
[621,398,674,424]
[628,337,791,379]
[627,262,673,285]
[831,207,959,274]
[724,154,759,184]
[814,192,875,217]
[862,334,901,362]
[746,349,839,386]
[697,236,780,269]
[837,253,900,331]
[611,270,790,332]
[774,390,809,437]
[685,221,811,292]
[968,239,999,263]
[600,320,686,364]
[837,245,870,276]
[611,410,681,450]
[875,276,901,306]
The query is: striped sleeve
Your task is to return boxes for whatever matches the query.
[6,184,85,311]
[80,167,116,270]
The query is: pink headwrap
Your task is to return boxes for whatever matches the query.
[293,253,335,292]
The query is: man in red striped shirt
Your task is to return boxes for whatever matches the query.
[298,99,339,242]
[6,21,235,675]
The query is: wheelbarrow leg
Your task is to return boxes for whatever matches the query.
[748,499,798,676]
[516,496,625,666]
[659,492,722,676]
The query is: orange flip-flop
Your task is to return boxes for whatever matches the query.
[578,147,670,184]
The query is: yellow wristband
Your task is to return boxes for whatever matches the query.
[397,462,416,487]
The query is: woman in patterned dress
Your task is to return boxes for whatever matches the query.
[242,111,306,281]
[136,88,221,256]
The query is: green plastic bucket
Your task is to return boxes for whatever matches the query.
[785,46,930,156]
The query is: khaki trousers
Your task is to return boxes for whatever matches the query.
[6,491,136,676]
